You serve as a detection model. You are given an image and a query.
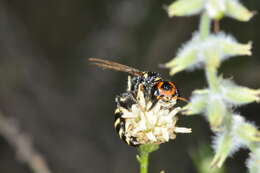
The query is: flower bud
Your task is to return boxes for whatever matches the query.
[167,0,204,17]
[206,95,227,130]
[166,0,254,22]
[220,79,260,105]
[211,114,255,168]
[226,0,255,22]
[165,49,198,75]
[231,115,250,147]
[213,33,252,61]
[222,41,252,57]
[182,90,209,115]
[236,122,260,143]
[246,148,260,173]
[191,144,226,173]
[211,132,233,168]
[165,32,252,75]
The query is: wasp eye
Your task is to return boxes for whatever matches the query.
[152,81,177,99]
[160,82,173,91]
[154,90,160,96]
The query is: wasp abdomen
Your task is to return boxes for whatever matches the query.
[114,110,139,147]
[114,92,139,147]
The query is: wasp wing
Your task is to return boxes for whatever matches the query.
[89,58,143,76]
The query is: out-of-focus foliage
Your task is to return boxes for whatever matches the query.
[191,144,225,173]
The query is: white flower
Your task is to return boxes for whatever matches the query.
[122,85,191,145]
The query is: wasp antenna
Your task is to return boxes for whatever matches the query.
[177,97,189,103]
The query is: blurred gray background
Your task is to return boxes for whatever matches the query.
[0,0,259,173]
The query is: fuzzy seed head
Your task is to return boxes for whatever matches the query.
[122,85,191,145]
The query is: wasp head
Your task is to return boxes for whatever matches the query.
[152,81,178,106]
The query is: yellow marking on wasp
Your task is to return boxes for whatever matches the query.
[127,76,132,91]
[120,97,126,102]
[154,77,161,81]
[119,129,124,138]
[114,118,121,128]
[143,72,148,78]
[114,108,121,114]
[125,137,131,145]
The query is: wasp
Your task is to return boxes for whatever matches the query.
[89,58,189,146]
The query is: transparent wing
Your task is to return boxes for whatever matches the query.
[89,58,143,76]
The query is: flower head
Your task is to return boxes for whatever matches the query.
[121,85,191,145]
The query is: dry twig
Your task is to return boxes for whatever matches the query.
[0,112,51,173]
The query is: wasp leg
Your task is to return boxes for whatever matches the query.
[148,99,159,111]
[129,75,142,93]
[115,92,136,110]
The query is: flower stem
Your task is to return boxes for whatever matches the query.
[199,12,211,40]
[206,66,219,92]
[137,144,159,173]
[199,12,220,92]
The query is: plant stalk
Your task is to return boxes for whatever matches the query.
[137,144,159,173]
[199,12,211,40]
[206,66,219,92]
